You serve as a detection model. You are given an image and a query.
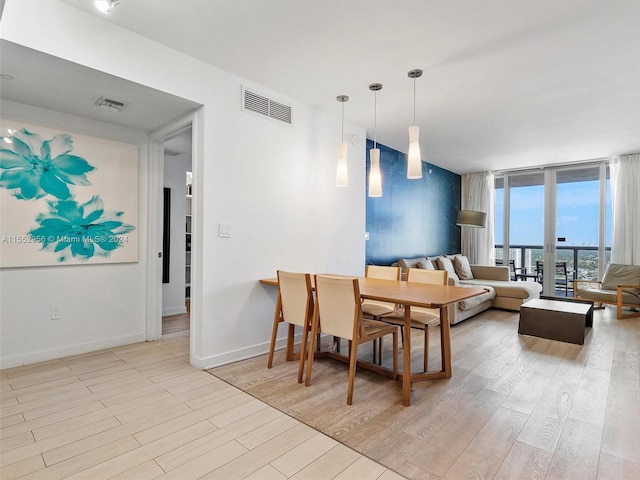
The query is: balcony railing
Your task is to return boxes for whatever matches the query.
[494,245,612,296]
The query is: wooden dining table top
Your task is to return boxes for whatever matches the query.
[260,275,486,308]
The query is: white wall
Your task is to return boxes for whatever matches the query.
[162,153,191,316]
[0,100,150,367]
[0,0,366,369]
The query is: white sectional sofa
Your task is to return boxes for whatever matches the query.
[396,254,542,325]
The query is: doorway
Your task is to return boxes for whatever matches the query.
[161,128,193,335]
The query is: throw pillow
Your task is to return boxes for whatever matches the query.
[398,256,427,270]
[417,259,435,270]
[453,255,474,280]
[437,256,460,283]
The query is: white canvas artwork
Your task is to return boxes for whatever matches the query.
[0,119,139,267]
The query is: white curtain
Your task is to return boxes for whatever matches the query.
[610,154,640,265]
[461,172,494,265]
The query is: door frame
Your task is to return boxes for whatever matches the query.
[147,111,200,365]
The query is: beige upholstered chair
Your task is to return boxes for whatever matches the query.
[361,265,401,318]
[306,275,398,405]
[382,268,448,372]
[574,263,640,319]
[267,270,315,383]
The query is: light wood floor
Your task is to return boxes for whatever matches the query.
[0,332,403,479]
[162,313,190,335]
[2,307,639,480]
[210,306,640,480]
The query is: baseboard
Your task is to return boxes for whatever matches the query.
[193,332,307,370]
[162,306,188,316]
[0,333,147,369]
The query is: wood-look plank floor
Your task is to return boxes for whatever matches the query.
[162,313,190,335]
[209,306,640,480]
[0,332,403,480]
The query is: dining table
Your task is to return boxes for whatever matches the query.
[260,275,486,406]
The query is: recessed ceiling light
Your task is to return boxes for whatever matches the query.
[95,0,120,14]
[0,74,15,80]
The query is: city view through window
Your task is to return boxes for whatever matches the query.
[495,169,611,293]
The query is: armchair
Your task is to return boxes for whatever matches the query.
[574,263,640,319]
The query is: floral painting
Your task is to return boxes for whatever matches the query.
[0,120,138,267]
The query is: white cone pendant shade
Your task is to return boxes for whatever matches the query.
[368,148,382,197]
[407,125,422,179]
[368,83,383,197]
[336,141,348,186]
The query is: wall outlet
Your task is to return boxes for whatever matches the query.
[51,306,62,320]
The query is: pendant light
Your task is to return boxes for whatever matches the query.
[407,68,423,179]
[368,83,383,197]
[335,95,349,187]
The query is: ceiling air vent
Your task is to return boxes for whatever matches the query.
[95,97,126,112]
[242,87,292,125]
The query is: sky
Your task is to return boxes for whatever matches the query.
[495,180,612,247]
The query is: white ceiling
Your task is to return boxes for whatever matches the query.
[0,40,201,133]
[5,1,640,173]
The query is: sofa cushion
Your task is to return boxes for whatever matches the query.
[457,285,495,310]
[601,263,640,296]
[460,278,541,299]
[453,255,474,280]
[436,256,460,283]
[417,259,435,270]
[575,284,640,305]
[470,265,510,282]
[398,256,428,270]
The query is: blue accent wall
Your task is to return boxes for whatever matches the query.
[366,140,461,265]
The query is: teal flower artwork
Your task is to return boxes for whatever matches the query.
[0,128,95,200]
[29,196,136,261]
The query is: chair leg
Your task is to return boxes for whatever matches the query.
[267,296,282,369]
[378,337,383,365]
[391,329,398,380]
[305,307,320,387]
[423,325,429,372]
[347,342,358,405]
[372,338,377,364]
[297,323,310,384]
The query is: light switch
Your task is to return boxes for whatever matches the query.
[219,224,231,238]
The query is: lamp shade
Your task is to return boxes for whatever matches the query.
[336,141,348,187]
[457,210,487,228]
[407,125,422,179]
[368,148,382,197]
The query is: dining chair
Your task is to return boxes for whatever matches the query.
[267,270,316,383]
[381,268,448,372]
[306,275,398,405]
[361,265,401,319]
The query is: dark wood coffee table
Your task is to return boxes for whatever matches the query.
[518,297,594,345]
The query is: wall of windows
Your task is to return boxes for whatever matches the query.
[494,162,611,296]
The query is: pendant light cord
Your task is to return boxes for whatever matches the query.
[341,101,344,143]
[373,90,377,149]
[413,77,416,125]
